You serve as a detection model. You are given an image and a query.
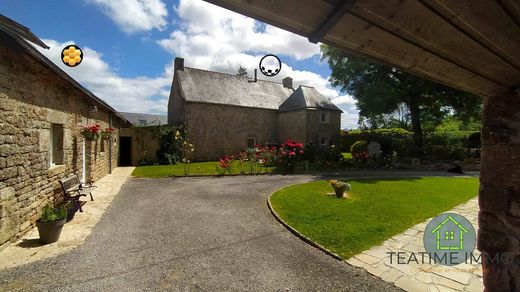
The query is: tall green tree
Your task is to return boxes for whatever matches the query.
[236,66,250,78]
[321,45,482,148]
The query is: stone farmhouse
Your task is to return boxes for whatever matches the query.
[168,58,342,161]
[0,15,129,246]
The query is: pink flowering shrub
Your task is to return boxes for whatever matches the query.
[276,139,304,172]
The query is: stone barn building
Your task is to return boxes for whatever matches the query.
[0,15,129,247]
[168,58,342,161]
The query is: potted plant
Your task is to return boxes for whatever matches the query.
[81,124,101,141]
[62,201,80,222]
[100,127,115,140]
[36,204,67,244]
[329,180,351,198]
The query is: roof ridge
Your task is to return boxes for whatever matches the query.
[184,66,290,86]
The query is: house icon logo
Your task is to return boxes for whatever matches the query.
[423,213,476,266]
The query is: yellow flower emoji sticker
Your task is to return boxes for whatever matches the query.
[61,45,83,67]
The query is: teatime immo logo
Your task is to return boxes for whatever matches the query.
[387,213,480,267]
[423,213,476,265]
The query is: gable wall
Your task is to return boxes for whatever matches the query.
[306,109,341,146]
[167,75,185,126]
[278,109,308,143]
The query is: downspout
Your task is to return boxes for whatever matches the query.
[109,112,113,174]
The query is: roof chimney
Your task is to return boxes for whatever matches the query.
[248,69,258,83]
[283,76,293,89]
[174,57,184,71]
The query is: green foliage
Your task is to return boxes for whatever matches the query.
[270,177,479,258]
[341,128,412,152]
[350,140,368,154]
[236,66,250,78]
[434,117,482,132]
[303,144,342,163]
[157,125,186,165]
[38,204,67,223]
[321,45,482,146]
[133,161,276,178]
[342,128,479,159]
[426,145,466,160]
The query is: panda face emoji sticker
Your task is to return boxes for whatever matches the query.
[259,54,281,77]
[61,45,83,67]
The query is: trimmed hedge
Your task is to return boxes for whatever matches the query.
[341,128,480,159]
[350,140,368,154]
[340,128,412,151]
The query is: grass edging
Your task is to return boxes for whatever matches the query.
[267,189,343,261]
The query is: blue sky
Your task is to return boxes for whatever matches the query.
[2,0,358,128]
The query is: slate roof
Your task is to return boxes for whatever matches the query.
[279,85,342,112]
[120,112,167,126]
[176,67,340,112]
[0,14,130,124]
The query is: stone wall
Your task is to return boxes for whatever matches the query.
[168,77,185,126]
[478,90,520,291]
[119,127,161,165]
[278,109,307,143]
[306,109,341,146]
[185,102,278,161]
[0,37,122,246]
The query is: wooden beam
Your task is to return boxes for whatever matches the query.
[348,0,519,88]
[308,0,357,44]
[424,0,520,72]
[324,13,509,97]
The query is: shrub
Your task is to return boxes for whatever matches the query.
[38,205,67,223]
[427,145,467,160]
[341,128,412,151]
[302,144,342,163]
[277,139,305,172]
[350,140,368,154]
[157,126,185,165]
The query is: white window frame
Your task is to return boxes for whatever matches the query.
[49,123,64,168]
[49,126,54,168]
[319,136,329,146]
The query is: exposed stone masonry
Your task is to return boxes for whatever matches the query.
[0,38,121,247]
[478,90,520,292]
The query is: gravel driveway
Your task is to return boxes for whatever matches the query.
[0,173,421,291]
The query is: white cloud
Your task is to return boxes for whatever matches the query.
[86,0,168,33]
[37,39,172,114]
[157,0,359,128]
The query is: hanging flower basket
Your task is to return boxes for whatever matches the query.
[100,127,115,140]
[81,124,101,141]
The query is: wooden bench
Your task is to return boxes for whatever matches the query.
[59,175,96,212]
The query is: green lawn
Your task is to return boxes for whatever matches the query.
[132,161,275,178]
[270,177,479,259]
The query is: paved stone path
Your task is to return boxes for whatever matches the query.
[0,167,135,270]
[346,197,483,292]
